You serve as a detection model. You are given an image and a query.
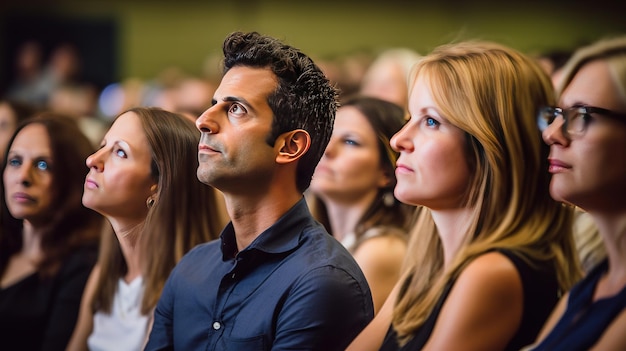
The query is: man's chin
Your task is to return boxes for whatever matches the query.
[197,168,212,185]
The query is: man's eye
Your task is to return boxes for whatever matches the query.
[8,158,21,167]
[228,103,246,117]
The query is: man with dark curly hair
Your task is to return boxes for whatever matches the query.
[146,31,374,351]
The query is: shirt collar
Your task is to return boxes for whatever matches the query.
[220,197,313,260]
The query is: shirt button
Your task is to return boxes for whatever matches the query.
[213,322,221,330]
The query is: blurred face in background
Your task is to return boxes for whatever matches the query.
[3,124,55,224]
[311,105,389,204]
[0,102,18,160]
[361,61,408,109]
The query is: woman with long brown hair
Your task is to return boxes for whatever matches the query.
[67,107,224,351]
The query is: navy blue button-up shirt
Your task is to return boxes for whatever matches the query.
[146,198,374,350]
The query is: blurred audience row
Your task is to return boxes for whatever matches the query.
[0,38,585,149]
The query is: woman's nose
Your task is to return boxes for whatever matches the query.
[390,123,413,152]
[17,164,33,186]
[86,149,105,171]
[542,116,569,147]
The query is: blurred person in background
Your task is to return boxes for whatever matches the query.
[0,113,103,351]
[360,48,422,113]
[309,95,415,314]
[0,99,39,165]
[48,83,109,148]
[6,41,47,107]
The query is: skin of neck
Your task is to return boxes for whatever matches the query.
[224,171,305,253]
[323,188,379,242]
[20,220,44,259]
[430,207,474,269]
[108,217,145,282]
[587,210,626,285]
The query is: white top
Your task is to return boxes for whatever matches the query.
[87,277,151,351]
[341,226,407,253]
[340,226,389,253]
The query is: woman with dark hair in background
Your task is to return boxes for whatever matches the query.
[309,95,415,313]
[0,113,103,351]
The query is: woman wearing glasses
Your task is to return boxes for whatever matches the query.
[529,36,626,350]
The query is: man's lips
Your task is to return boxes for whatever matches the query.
[199,144,220,153]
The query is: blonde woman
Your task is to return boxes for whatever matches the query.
[348,41,582,351]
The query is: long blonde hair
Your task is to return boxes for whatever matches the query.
[392,41,582,345]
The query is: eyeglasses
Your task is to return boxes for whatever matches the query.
[537,105,626,138]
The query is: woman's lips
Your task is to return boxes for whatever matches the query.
[548,158,572,173]
[85,178,99,189]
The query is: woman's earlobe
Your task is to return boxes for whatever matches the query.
[147,184,158,208]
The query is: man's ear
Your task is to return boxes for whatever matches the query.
[276,129,311,164]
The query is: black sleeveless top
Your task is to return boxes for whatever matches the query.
[530,259,626,350]
[380,250,560,351]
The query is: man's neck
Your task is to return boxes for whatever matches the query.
[225,192,302,252]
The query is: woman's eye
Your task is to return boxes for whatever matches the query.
[8,158,21,167]
[581,113,594,124]
[343,138,359,146]
[228,103,246,117]
[571,112,594,133]
[115,149,127,158]
[36,160,49,171]
[425,117,440,127]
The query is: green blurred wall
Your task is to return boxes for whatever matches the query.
[2,0,624,81]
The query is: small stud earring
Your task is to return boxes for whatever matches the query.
[383,191,395,207]
[146,197,155,209]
